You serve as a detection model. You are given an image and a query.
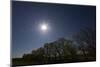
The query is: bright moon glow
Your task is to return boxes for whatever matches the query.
[41,24,48,31]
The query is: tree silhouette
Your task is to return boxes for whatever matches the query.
[12,28,96,66]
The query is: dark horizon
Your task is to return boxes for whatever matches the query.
[12,1,96,58]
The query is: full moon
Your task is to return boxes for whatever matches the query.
[41,24,48,31]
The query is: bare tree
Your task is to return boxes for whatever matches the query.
[73,27,96,57]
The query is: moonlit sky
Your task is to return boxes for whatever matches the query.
[12,1,96,58]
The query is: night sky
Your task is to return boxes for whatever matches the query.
[12,1,96,58]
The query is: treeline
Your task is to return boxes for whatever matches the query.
[12,28,96,66]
